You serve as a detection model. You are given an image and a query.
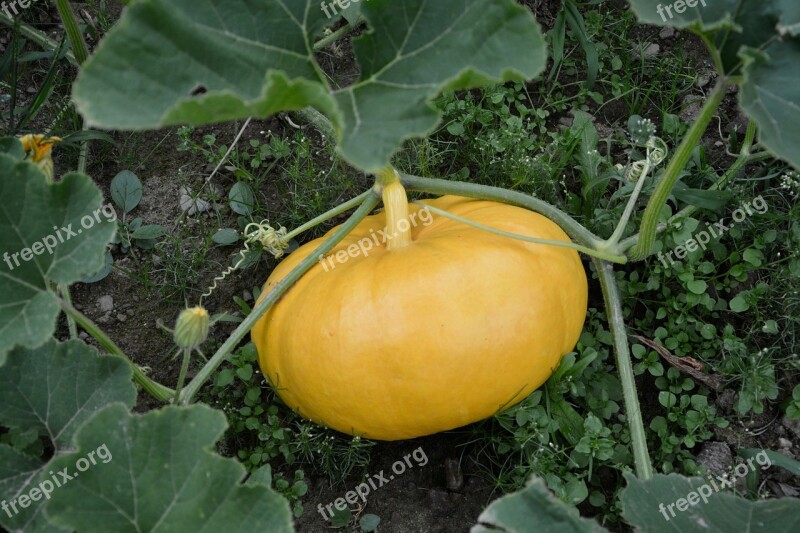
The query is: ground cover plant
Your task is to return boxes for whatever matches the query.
[2,0,800,531]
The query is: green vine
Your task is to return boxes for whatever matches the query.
[627,81,728,260]
[179,190,382,404]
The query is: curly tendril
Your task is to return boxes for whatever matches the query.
[627,136,668,182]
[201,220,289,302]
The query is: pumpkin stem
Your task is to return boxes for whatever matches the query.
[382,181,413,250]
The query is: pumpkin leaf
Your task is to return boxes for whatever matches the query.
[0,340,136,532]
[73,0,337,129]
[80,250,114,283]
[472,476,607,532]
[627,0,800,170]
[0,446,64,533]
[73,0,546,172]
[333,0,546,171]
[0,136,25,159]
[44,404,294,533]
[340,2,362,26]
[621,472,800,531]
[739,41,800,172]
[0,156,117,362]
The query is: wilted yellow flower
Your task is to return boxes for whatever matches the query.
[19,134,62,181]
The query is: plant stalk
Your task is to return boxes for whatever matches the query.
[0,12,78,66]
[59,299,175,402]
[603,160,651,250]
[54,0,89,65]
[620,120,758,253]
[592,258,653,479]
[313,21,359,51]
[416,201,626,263]
[174,348,191,404]
[179,190,382,404]
[58,283,79,339]
[628,82,727,260]
[384,182,412,250]
[284,189,373,241]
[400,173,613,257]
[294,107,336,140]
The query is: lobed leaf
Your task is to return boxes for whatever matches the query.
[621,472,800,531]
[0,340,136,532]
[0,155,116,361]
[73,0,547,172]
[472,476,607,532]
[45,404,294,533]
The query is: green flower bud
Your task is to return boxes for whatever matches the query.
[174,306,210,349]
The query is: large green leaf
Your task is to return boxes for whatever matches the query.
[739,41,800,171]
[0,340,136,532]
[73,0,338,129]
[0,156,116,362]
[333,0,546,170]
[472,477,607,532]
[621,472,800,532]
[45,404,294,533]
[628,0,800,170]
[73,0,546,172]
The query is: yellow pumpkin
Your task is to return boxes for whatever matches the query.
[251,182,588,440]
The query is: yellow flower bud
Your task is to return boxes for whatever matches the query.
[173,306,210,349]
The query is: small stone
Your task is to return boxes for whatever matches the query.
[783,416,800,439]
[643,43,660,58]
[179,186,211,215]
[697,442,733,476]
[558,116,574,128]
[97,295,114,313]
[779,437,793,449]
[117,314,127,323]
[243,290,253,302]
[79,331,89,340]
[659,27,676,39]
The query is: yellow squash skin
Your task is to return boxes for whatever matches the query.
[251,194,588,440]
